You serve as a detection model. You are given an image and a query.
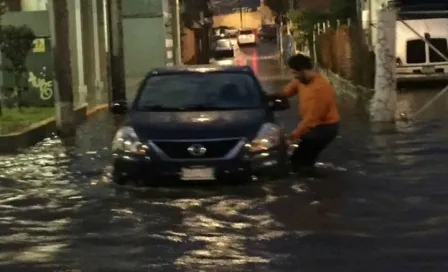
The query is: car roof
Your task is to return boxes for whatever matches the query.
[149,65,254,75]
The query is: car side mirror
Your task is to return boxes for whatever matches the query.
[267,96,290,111]
[110,100,128,114]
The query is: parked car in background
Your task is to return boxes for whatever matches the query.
[226,27,239,37]
[396,18,448,83]
[258,24,277,41]
[237,28,257,46]
[214,39,234,59]
[213,26,230,39]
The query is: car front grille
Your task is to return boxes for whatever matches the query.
[152,139,241,159]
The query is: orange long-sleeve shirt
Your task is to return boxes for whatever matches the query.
[280,74,340,138]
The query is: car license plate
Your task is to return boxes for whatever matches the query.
[181,167,215,181]
[422,66,435,74]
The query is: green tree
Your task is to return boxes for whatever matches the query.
[264,0,289,16]
[286,0,358,58]
[0,25,36,111]
[0,0,8,115]
[328,0,358,21]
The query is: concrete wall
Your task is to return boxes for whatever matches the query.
[213,11,262,29]
[20,0,47,11]
[123,18,167,78]
[122,0,170,83]
[2,10,50,35]
[122,0,162,17]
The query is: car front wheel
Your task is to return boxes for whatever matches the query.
[112,169,128,185]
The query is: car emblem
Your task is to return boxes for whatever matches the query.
[187,144,207,156]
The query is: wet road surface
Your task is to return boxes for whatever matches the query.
[2,42,448,271]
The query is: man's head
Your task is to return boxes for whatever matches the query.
[287,54,315,84]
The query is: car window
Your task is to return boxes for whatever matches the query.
[240,30,253,35]
[135,72,262,111]
[216,40,231,47]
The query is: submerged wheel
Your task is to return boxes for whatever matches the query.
[112,170,128,185]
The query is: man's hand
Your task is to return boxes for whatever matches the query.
[279,79,299,97]
[289,127,301,141]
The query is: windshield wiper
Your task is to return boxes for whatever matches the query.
[139,105,184,111]
[139,104,255,111]
[180,104,254,111]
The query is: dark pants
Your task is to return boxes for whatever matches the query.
[290,122,339,170]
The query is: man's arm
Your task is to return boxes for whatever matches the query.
[278,79,299,97]
[290,94,326,140]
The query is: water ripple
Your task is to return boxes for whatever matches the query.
[2,52,448,270]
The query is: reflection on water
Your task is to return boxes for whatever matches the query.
[1,105,448,270]
[2,48,448,270]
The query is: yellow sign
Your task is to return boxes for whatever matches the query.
[32,38,45,53]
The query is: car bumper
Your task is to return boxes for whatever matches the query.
[237,39,256,44]
[112,147,285,184]
[214,49,234,58]
[397,73,448,83]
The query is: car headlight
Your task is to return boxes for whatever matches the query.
[246,123,281,152]
[112,126,147,154]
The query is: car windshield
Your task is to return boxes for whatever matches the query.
[135,72,262,111]
[240,30,253,35]
[216,40,231,47]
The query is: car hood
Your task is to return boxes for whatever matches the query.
[127,109,267,140]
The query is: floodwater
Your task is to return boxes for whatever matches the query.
[1,42,448,271]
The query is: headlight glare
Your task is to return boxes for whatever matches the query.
[248,123,281,151]
[112,126,147,154]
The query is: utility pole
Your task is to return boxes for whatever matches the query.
[48,0,75,136]
[171,0,182,65]
[239,0,243,28]
[279,15,284,66]
[106,0,126,101]
[367,0,373,48]
[369,8,397,122]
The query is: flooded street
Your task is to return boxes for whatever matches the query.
[2,42,448,271]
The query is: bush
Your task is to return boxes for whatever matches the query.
[0,24,36,112]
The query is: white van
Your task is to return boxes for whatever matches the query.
[396,18,448,82]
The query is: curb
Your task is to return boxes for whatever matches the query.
[320,69,374,101]
[0,103,109,154]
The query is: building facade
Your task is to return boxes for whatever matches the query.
[2,0,108,109]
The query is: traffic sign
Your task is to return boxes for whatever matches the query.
[32,38,46,53]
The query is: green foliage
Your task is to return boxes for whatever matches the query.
[0,25,36,75]
[264,0,289,15]
[0,107,54,135]
[0,24,36,110]
[286,0,358,55]
[328,0,358,21]
[288,8,328,36]
[0,0,8,116]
